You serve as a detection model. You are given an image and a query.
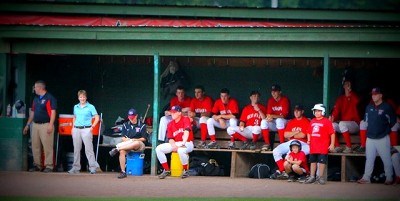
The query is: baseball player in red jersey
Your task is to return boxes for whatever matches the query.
[156,105,194,179]
[260,84,290,150]
[329,80,361,153]
[158,86,192,142]
[227,91,266,150]
[304,103,335,185]
[284,140,310,182]
[270,104,310,180]
[206,88,239,149]
[189,85,214,148]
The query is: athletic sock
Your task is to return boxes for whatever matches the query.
[183,164,188,170]
[200,123,208,141]
[334,135,340,147]
[252,134,259,143]
[262,129,270,144]
[278,129,285,143]
[161,162,170,171]
[359,130,367,147]
[276,159,285,172]
[232,133,247,142]
[390,131,398,146]
[343,131,352,148]
[210,135,216,141]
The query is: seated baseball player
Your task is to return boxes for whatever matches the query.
[156,105,194,179]
[109,108,147,179]
[226,90,266,150]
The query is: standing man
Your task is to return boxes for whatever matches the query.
[270,104,310,180]
[226,91,266,150]
[23,80,57,172]
[68,90,100,174]
[188,85,214,148]
[157,85,192,142]
[109,108,147,179]
[329,80,361,153]
[261,84,290,150]
[206,88,239,149]
[357,87,396,185]
[156,105,194,179]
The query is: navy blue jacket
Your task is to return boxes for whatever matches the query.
[364,101,396,139]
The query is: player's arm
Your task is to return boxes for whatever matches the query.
[329,133,335,152]
[181,130,189,145]
[23,110,34,135]
[220,113,236,120]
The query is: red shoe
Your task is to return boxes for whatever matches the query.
[357,178,370,184]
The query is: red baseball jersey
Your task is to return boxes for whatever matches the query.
[239,103,266,126]
[190,95,213,115]
[331,92,360,123]
[212,98,239,115]
[170,96,192,108]
[266,95,290,118]
[308,117,335,154]
[288,151,309,173]
[166,116,194,142]
[284,117,310,142]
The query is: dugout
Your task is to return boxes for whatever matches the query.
[0,1,400,175]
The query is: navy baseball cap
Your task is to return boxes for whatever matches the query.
[371,87,382,95]
[271,84,281,91]
[170,105,182,113]
[127,108,137,117]
[294,104,304,111]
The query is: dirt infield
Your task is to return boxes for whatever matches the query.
[0,171,398,199]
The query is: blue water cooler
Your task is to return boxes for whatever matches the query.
[126,151,145,176]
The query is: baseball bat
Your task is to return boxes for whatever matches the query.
[142,104,151,124]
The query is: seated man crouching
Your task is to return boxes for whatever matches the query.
[109,108,147,179]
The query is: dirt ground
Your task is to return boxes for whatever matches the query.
[0,171,399,199]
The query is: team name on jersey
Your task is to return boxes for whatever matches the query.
[220,110,232,115]
[291,127,303,132]
[246,113,261,120]
[272,106,283,112]
[195,108,207,113]
[173,128,184,137]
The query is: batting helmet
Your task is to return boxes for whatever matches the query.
[311,103,326,116]
[289,140,302,151]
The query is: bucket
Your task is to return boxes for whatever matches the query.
[66,152,74,171]
[170,152,189,177]
[126,152,145,176]
[58,114,100,136]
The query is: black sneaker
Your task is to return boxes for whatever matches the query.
[270,171,281,180]
[288,175,296,182]
[109,148,119,157]
[181,170,189,179]
[28,166,41,172]
[205,141,219,149]
[118,172,127,179]
[249,142,256,150]
[239,141,250,150]
[42,167,53,173]
[354,146,365,154]
[158,169,171,179]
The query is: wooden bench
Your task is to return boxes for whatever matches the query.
[98,129,367,182]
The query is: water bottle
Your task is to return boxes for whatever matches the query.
[6,104,11,117]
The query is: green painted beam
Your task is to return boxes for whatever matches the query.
[1,2,400,22]
[1,27,400,42]
[323,54,330,112]
[6,40,400,58]
[151,52,160,176]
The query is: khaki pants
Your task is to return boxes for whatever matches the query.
[31,123,54,169]
[71,127,100,172]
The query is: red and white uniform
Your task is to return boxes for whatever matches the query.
[227,103,266,139]
[156,116,194,165]
[158,96,192,141]
[273,117,310,166]
[190,95,213,127]
[331,92,361,134]
[286,151,310,174]
[261,95,290,131]
[206,98,239,135]
[309,117,335,154]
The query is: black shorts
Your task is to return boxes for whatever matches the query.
[308,154,328,164]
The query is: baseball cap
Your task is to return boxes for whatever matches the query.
[127,108,137,117]
[170,105,182,113]
[370,87,382,95]
[271,84,281,91]
[294,104,304,111]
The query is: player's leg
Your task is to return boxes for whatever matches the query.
[158,116,172,142]
[260,119,271,150]
[276,118,287,143]
[375,135,394,184]
[358,137,378,184]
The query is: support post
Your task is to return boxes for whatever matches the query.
[150,53,160,176]
[323,54,330,110]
